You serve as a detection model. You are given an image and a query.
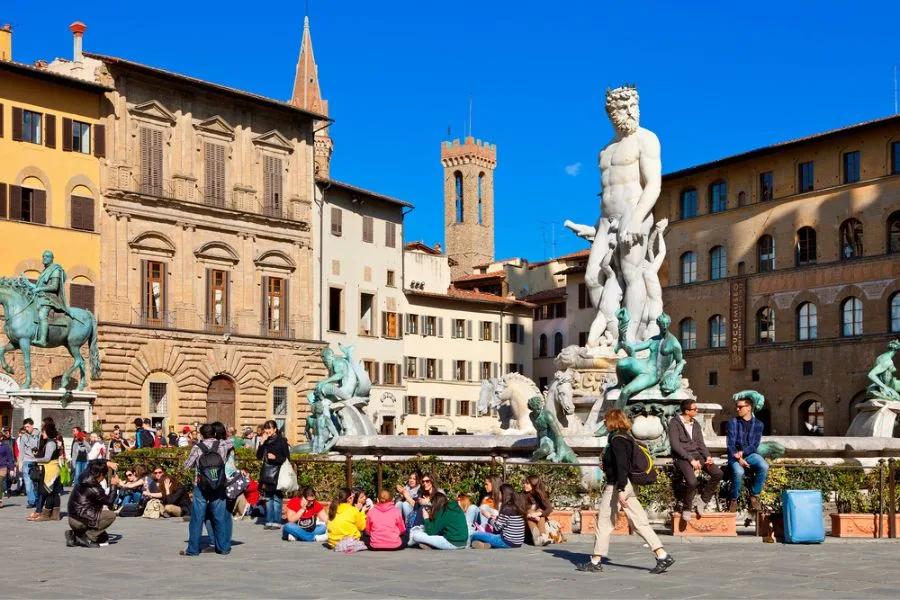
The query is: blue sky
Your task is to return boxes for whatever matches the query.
[5,1,899,261]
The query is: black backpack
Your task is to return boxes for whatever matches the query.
[609,432,658,486]
[197,441,226,493]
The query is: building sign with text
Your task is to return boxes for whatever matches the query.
[729,278,746,370]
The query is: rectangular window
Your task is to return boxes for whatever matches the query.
[204,142,226,206]
[892,142,900,175]
[453,318,465,338]
[708,371,718,386]
[386,270,396,287]
[331,207,342,236]
[207,269,229,330]
[709,181,727,213]
[363,360,378,385]
[680,189,697,219]
[69,283,95,314]
[759,171,774,201]
[362,216,374,243]
[454,360,466,382]
[144,260,165,324]
[424,316,437,337]
[752,369,760,382]
[426,358,437,380]
[843,150,860,184]
[263,155,283,217]
[406,313,419,335]
[405,357,417,379]
[554,302,566,318]
[328,287,342,332]
[70,195,95,231]
[266,277,285,333]
[405,396,418,415]
[802,361,813,376]
[432,398,446,416]
[481,321,492,341]
[359,292,375,335]
[385,222,396,248]
[506,363,521,374]
[23,110,42,144]
[382,311,400,338]
[798,161,814,193]
[507,323,519,343]
[457,400,471,417]
[480,361,491,380]
[382,363,400,386]
[149,382,167,414]
[72,120,91,154]
[140,127,163,196]
[578,283,591,309]
[272,386,288,434]
[9,186,46,224]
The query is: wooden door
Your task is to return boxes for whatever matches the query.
[380,416,394,435]
[207,377,235,427]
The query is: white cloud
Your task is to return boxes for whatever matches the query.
[564,162,582,176]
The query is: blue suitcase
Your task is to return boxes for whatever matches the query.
[782,490,825,543]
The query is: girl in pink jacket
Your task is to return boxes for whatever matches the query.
[365,489,406,550]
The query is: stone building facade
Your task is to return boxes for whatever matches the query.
[50,42,328,442]
[658,115,900,435]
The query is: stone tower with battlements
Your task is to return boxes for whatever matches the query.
[290,16,332,178]
[441,136,497,279]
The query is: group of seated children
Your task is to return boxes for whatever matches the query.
[276,471,558,554]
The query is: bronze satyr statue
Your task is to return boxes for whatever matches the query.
[528,395,577,464]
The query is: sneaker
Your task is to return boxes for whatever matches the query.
[314,533,328,543]
[575,561,603,573]
[65,530,76,547]
[286,534,298,542]
[749,496,762,511]
[649,554,675,574]
[693,496,706,517]
[680,510,692,523]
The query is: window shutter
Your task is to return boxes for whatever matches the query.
[32,189,46,224]
[450,322,456,339]
[260,275,269,333]
[0,102,3,137]
[438,318,444,337]
[71,196,94,231]
[205,268,212,324]
[9,185,21,221]
[493,322,499,342]
[398,313,403,339]
[467,361,473,382]
[478,321,484,340]
[466,319,472,339]
[160,262,168,321]
[0,183,6,219]
[93,124,105,158]
[225,271,231,329]
[381,311,388,337]
[492,362,498,379]
[44,114,56,148]
[385,222,396,248]
[282,279,290,336]
[363,216,373,243]
[62,118,73,152]
[420,315,427,336]
[12,107,22,141]
[140,259,148,318]
[419,397,427,416]
[518,324,525,345]
[331,207,342,235]
[418,357,425,378]
[140,127,150,190]
[438,360,444,380]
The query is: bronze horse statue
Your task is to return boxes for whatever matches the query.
[0,277,100,390]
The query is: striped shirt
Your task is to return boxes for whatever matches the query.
[491,512,526,547]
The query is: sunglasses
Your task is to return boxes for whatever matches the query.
[125,472,134,477]
[153,470,163,475]
[422,479,432,484]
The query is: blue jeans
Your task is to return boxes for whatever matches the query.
[23,463,36,506]
[265,492,283,526]
[73,461,88,486]
[408,526,462,550]
[397,500,414,521]
[471,531,511,548]
[186,485,232,555]
[282,522,326,541]
[464,504,479,529]
[728,453,769,499]
[118,490,142,506]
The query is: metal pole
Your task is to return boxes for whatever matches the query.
[889,459,896,539]
[501,454,508,481]
[878,459,885,539]
[345,453,353,489]
[376,455,383,492]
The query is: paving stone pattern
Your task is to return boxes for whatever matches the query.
[2,498,900,599]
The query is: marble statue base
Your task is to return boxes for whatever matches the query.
[8,389,96,445]
[846,400,900,437]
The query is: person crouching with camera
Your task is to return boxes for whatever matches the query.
[67,460,120,548]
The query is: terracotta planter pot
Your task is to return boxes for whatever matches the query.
[830,513,900,538]
[550,510,574,534]
[671,512,737,537]
[579,510,630,535]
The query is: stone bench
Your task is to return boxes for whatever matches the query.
[671,512,736,536]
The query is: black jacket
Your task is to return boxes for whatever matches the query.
[68,478,117,528]
[668,416,710,462]
[256,435,290,493]
[602,433,632,492]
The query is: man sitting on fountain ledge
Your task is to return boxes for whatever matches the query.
[669,399,722,522]
[726,395,768,512]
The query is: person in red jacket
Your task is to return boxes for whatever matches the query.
[365,489,406,551]
[232,471,260,519]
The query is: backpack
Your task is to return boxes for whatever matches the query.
[75,445,87,463]
[142,498,163,519]
[197,441,226,493]
[609,432,658,486]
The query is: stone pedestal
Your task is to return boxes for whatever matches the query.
[846,400,900,437]
[8,389,95,445]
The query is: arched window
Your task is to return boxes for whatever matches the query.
[70,185,96,232]
[709,180,727,213]
[477,173,484,225]
[709,246,726,280]
[841,297,863,336]
[679,318,696,350]
[796,227,816,266]
[538,334,548,358]
[757,235,775,272]
[680,188,697,219]
[839,218,864,259]
[553,332,564,356]
[757,307,775,343]
[680,251,697,284]
[709,314,726,348]
[454,171,464,223]
[887,211,900,254]
[800,399,825,435]
[737,191,747,207]
[891,293,900,333]
[797,302,817,341]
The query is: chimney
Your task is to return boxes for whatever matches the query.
[69,21,86,63]
[0,24,11,61]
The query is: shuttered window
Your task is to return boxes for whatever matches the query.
[261,276,289,336]
[9,186,46,224]
[44,114,56,148]
[93,124,105,158]
[69,283,95,313]
[141,260,166,325]
[17,109,41,144]
[362,216,374,243]
[204,142,226,206]
[0,183,6,219]
[385,222,396,248]
[140,127,163,196]
[263,155,283,216]
[330,207,342,236]
[70,195,95,231]
[0,102,4,137]
[206,269,230,330]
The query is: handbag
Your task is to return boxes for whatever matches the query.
[259,462,280,486]
[29,464,44,483]
[276,460,298,493]
[225,472,250,500]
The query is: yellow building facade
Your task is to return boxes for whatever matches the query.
[0,28,107,428]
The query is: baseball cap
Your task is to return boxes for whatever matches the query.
[76,432,85,440]
[182,426,191,433]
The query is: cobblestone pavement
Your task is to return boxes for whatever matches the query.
[3,497,900,599]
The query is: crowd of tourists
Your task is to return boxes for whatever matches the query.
[0,394,770,575]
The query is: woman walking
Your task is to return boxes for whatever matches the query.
[29,421,61,521]
[256,420,290,530]
[576,409,675,574]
